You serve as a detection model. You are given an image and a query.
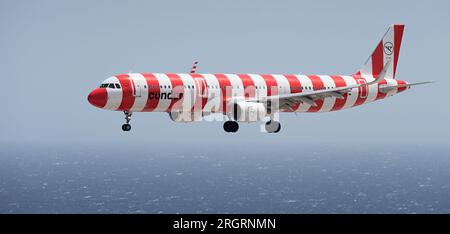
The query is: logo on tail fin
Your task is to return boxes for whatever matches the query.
[384,42,393,55]
[357,24,404,79]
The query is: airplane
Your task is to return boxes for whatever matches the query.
[87,24,432,133]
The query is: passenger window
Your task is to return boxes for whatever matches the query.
[109,83,115,88]
[115,83,121,89]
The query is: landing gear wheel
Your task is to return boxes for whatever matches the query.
[122,124,131,131]
[122,111,132,131]
[265,120,281,133]
[223,121,239,133]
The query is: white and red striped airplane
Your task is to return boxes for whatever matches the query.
[88,24,431,133]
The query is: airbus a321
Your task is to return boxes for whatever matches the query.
[87,24,431,133]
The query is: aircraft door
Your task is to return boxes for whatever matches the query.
[194,78,208,99]
[132,79,142,97]
[357,79,368,98]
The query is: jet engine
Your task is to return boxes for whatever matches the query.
[168,111,202,123]
[232,102,267,122]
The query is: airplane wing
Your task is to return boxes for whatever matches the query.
[254,82,361,111]
[240,61,392,111]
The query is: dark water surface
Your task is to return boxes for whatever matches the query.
[1,142,449,213]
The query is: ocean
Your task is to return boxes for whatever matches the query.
[1,142,449,213]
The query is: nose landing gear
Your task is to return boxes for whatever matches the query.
[122,111,132,131]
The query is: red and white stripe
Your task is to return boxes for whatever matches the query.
[102,72,408,115]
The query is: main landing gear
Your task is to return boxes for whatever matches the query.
[265,120,281,133]
[122,111,132,131]
[223,121,239,133]
[223,120,281,133]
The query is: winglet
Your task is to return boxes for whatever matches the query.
[370,60,391,84]
[361,60,391,87]
[190,61,199,74]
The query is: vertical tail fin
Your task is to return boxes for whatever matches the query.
[357,24,405,79]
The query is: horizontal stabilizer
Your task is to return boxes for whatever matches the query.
[402,81,434,87]
[379,80,434,93]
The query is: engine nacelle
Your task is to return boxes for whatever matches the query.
[168,111,202,123]
[232,102,267,122]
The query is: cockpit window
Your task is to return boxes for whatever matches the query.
[100,83,121,89]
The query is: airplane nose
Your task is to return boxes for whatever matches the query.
[87,88,108,108]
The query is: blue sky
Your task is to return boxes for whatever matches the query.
[1,0,449,145]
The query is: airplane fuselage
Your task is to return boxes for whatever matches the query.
[88,73,408,113]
